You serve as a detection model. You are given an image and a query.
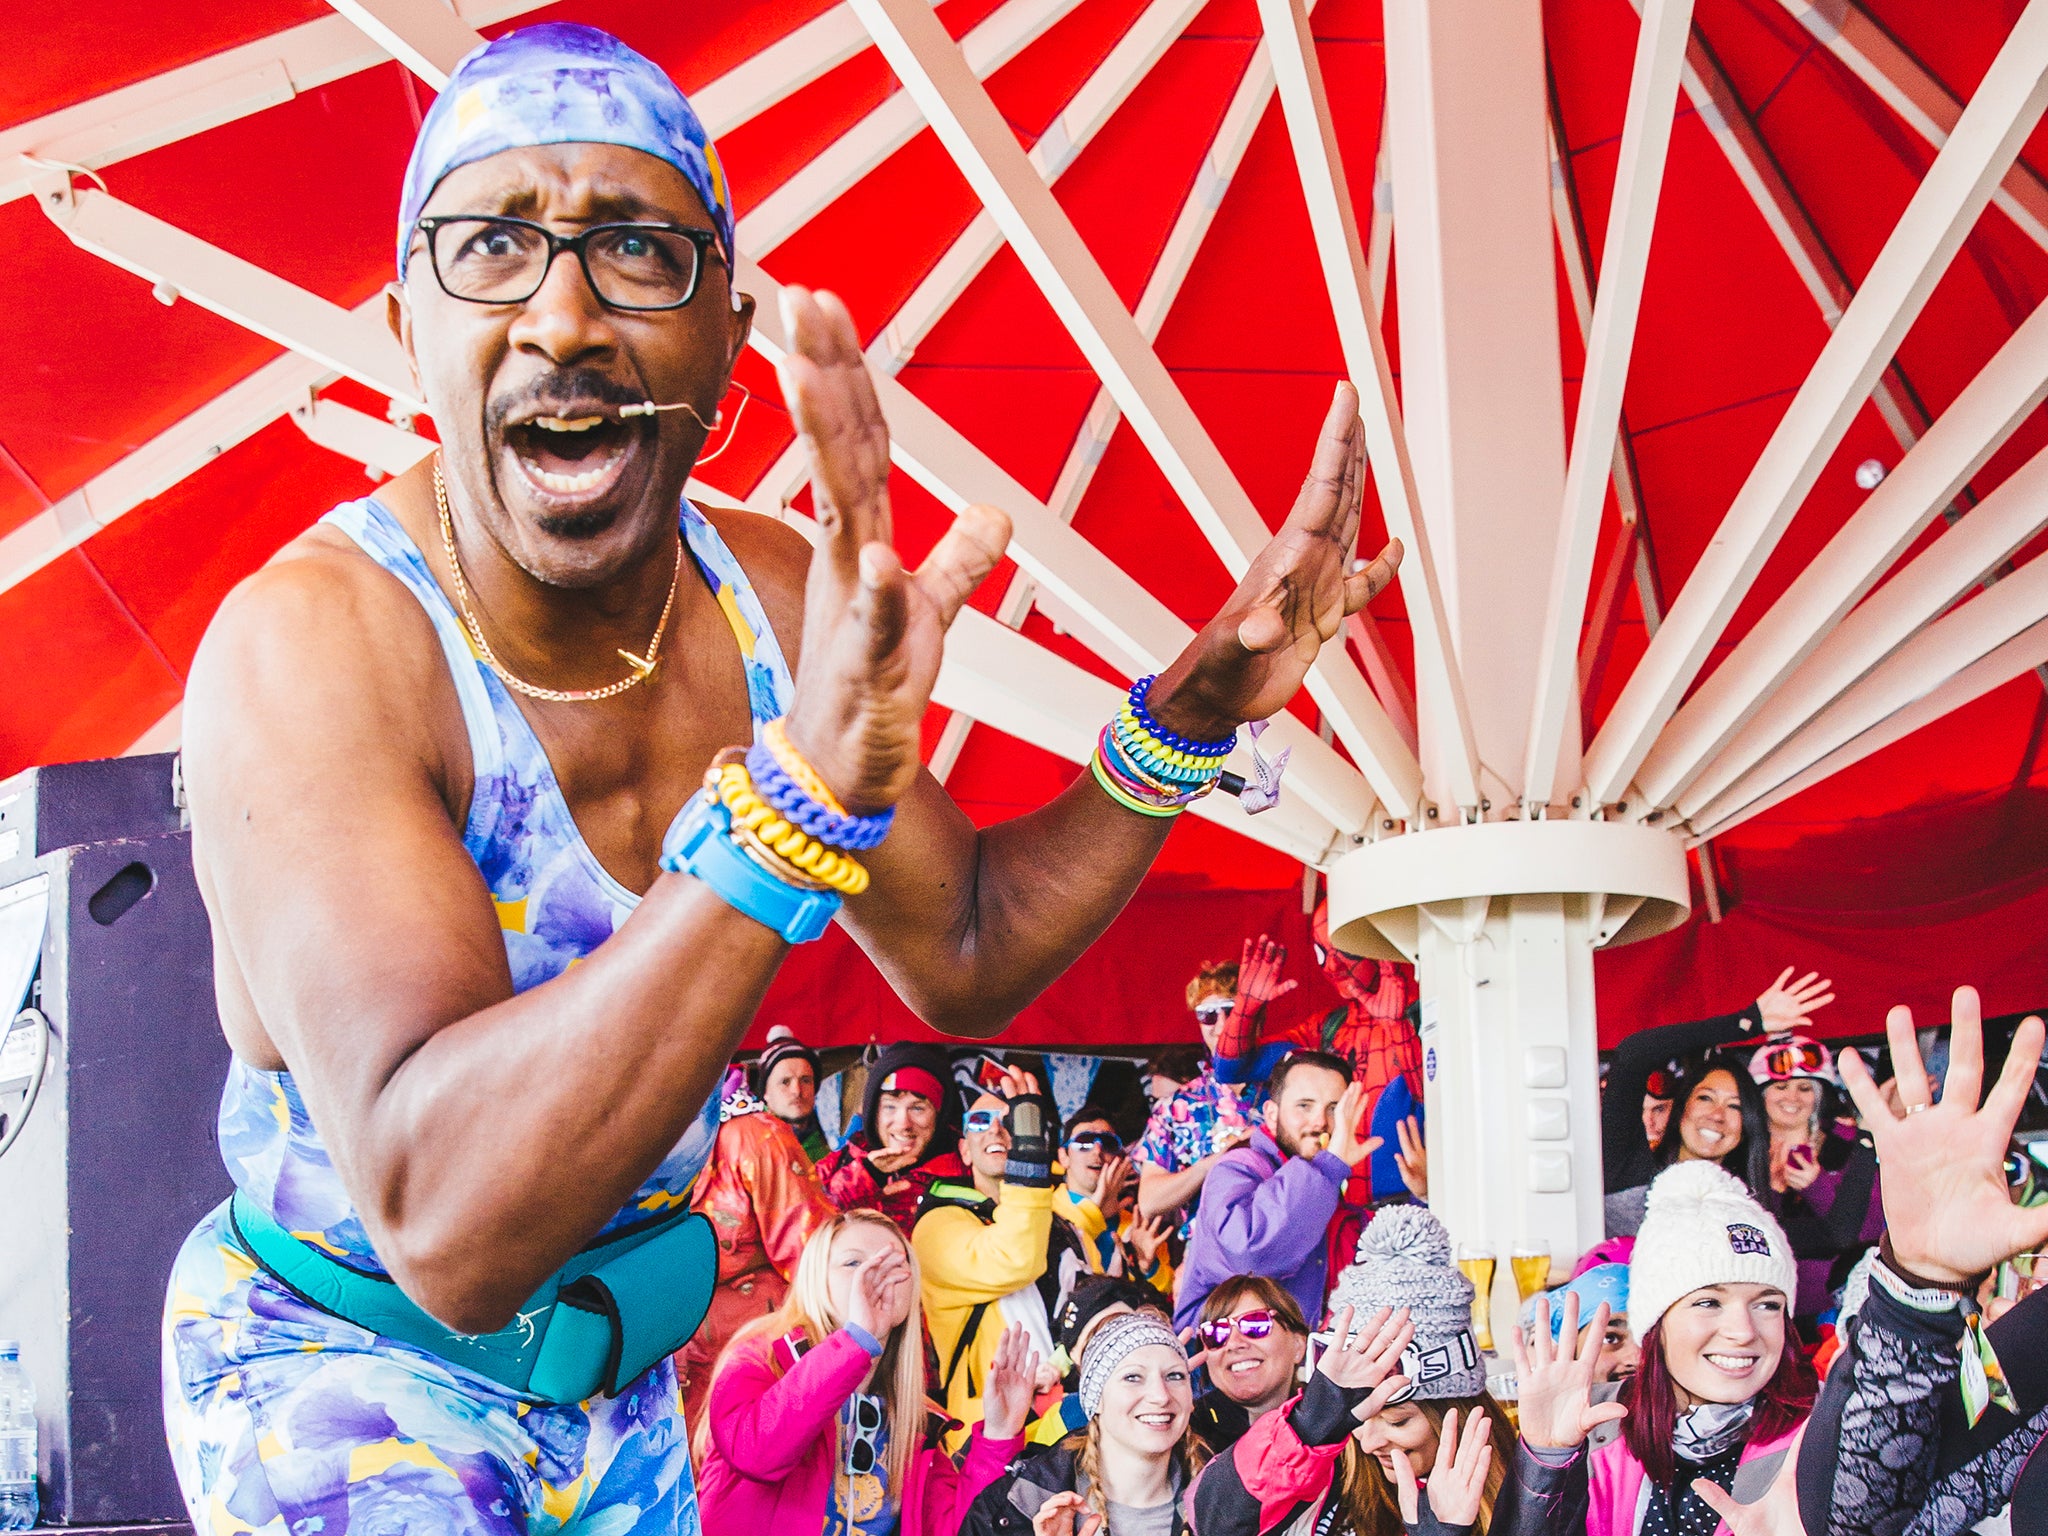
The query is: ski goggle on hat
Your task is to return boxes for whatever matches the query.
[1748,1035,1836,1086]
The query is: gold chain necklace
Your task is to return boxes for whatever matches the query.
[434,454,681,703]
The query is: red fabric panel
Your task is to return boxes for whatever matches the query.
[751,883,1332,1049]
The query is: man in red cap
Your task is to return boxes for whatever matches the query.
[815,1041,965,1230]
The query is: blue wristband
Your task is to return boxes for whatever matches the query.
[659,791,841,944]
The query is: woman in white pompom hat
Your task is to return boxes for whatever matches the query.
[1502,1161,1816,1536]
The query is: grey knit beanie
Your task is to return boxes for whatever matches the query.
[1329,1205,1487,1400]
[1077,1311,1187,1417]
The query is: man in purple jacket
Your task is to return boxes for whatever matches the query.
[1174,1050,1379,1330]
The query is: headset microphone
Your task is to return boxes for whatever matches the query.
[618,399,722,430]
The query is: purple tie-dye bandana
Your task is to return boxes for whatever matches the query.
[396,22,734,284]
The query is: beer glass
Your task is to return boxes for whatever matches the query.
[1457,1244,1496,1352]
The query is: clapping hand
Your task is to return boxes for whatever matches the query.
[1031,1491,1101,1536]
[1126,1214,1171,1273]
[980,1324,1042,1442]
[1390,1405,1493,1527]
[1236,935,1298,1016]
[1326,1083,1383,1170]
[1756,968,1834,1036]
[1511,1295,1628,1450]
[845,1243,914,1341]
[1316,1303,1414,1405]
[774,287,1011,814]
[1138,384,1402,741]
[1091,1154,1132,1216]
[1395,1115,1428,1199]
[1839,986,2048,1286]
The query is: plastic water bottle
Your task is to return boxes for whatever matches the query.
[0,1341,36,1532]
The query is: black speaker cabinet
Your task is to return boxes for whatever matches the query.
[0,753,226,1527]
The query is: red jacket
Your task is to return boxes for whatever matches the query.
[816,1133,967,1232]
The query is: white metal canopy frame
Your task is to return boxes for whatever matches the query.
[16,0,2048,1330]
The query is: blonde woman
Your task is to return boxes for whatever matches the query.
[696,1209,1037,1536]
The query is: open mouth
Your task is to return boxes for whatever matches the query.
[1134,1413,1178,1429]
[503,410,641,503]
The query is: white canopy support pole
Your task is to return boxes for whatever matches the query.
[1773,0,2048,252]
[738,0,1087,258]
[936,22,1282,780]
[0,346,336,596]
[1548,94,1664,646]
[0,2,559,210]
[1367,100,1392,319]
[1679,438,2048,820]
[868,0,1207,373]
[323,0,480,87]
[1582,0,2048,809]
[1254,0,1482,815]
[1688,549,2048,838]
[738,255,1383,831]
[1688,613,2048,844]
[1522,0,1693,809]
[31,180,420,407]
[846,0,1425,821]
[1647,300,2048,812]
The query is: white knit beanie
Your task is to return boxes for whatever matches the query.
[1627,1161,1796,1337]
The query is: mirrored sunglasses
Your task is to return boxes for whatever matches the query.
[1198,1309,1279,1348]
[963,1108,1004,1135]
[1069,1129,1122,1154]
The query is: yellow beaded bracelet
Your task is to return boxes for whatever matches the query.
[713,763,871,896]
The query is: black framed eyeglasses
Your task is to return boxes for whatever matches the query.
[414,215,724,310]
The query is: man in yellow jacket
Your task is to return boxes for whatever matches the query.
[913,1070,1083,1433]
[1052,1106,1174,1296]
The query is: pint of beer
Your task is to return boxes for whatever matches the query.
[1457,1245,1496,1352]
[1511,1244,1552,1302]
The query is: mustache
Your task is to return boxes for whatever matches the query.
[487,369,645,436]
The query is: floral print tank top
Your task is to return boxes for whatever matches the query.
[215,493,796,1273]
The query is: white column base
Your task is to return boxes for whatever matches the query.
[1324,819,1689,1360]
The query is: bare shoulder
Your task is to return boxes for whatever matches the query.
[185,520,464,806]
[698,502,813,669]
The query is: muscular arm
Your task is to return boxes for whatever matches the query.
[187,548,789,1334]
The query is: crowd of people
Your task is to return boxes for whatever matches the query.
[674,911,2048,1536]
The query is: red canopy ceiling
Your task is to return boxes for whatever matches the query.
[4,0,2047,1048]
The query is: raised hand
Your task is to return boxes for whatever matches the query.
[1092,1154,1131,1215]
[1512,1296,1628,1450]
[1395,1115,1428,1199]
[1692,1425,1806,1536]
[1140,383,1402,741]
[1390,1406,1494,1528]
[980,1323,1043,1441]
[774,286,1012,813]
[1031,1491,1102,1536]
[995,1066,1044,1101]
[1756,968,1834,1035]
[1235,935,1298,1016]
[845,1244,914,1340]
[1126,1214,1171,1273]
[1326,1082,1382,1169]
[1316,1303,1413,1393]
[1839,987,2048,1286]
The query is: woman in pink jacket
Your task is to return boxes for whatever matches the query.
[695,1208,1038,1536]
[1497,1163,1816,1536]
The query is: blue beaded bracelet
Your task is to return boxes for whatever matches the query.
[1129,675,1238,758]
[744,740,895,852]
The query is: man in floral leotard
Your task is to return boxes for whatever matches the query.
[161,23,1405,1536]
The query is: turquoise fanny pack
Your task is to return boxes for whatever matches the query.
[228,1191,716,1404]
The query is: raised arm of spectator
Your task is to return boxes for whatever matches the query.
[1796,988,2048,1536]
[1599,968,1832,1187]
[1201,1134,1348,1280]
